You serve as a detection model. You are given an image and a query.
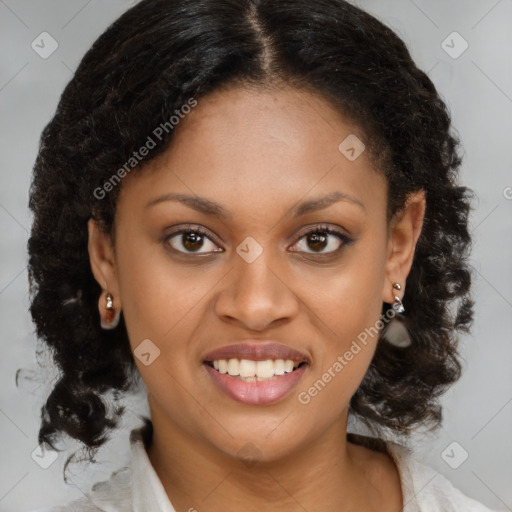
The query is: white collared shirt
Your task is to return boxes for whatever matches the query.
[33,424,504,512]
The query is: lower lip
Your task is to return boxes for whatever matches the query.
[203,364,308,405]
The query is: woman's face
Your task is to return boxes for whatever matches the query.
[89,84,424,462]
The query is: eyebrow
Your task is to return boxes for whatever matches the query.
[144,191,365,219]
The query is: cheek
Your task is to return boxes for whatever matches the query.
[115,242,218,423]
[307,235,387,345]
[114,232,217,358]
[297,232,388,402]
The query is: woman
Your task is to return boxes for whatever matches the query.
[27,0,502,510]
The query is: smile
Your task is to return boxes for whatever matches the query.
[203,358,309,405]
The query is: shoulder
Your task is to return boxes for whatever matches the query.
[28,423,156,512]
[28,466,133,512]
[385,440,506,512]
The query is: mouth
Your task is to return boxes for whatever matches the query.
[201,341,310,405]
[203,358,308,382]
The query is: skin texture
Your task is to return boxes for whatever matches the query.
[88,84,425,511]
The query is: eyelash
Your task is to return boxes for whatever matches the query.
[163,224,353,258]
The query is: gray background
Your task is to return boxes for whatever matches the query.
[1,0,511,510]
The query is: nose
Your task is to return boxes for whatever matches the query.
[213,250,300,331]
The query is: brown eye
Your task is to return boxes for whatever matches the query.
[181,232,205,252]
[305,232,329,252]
[165,228,222,254]
[292,226,351,255]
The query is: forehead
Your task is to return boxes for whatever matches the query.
[170,84,359,163]
[117,84,387,220]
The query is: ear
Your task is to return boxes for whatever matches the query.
[87,218,121,311]
[382,190,426,304]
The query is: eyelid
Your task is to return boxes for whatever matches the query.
[164,224,222,245]
[293,223,351,241]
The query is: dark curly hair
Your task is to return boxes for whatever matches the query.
[27,0,474,458]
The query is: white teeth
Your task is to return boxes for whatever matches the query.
[256,360,275,378]
[274,359,285,375]
[239,359,256,378]
[284,360,294,373]
[227,358,240,376]
[218,359,228,374]
[209,358,303,379]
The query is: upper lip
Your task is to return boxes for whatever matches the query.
[203,341,310,364]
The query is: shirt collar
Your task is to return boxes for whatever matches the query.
[129,421,176,512]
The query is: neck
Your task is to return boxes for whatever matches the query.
[146,401,385,512]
